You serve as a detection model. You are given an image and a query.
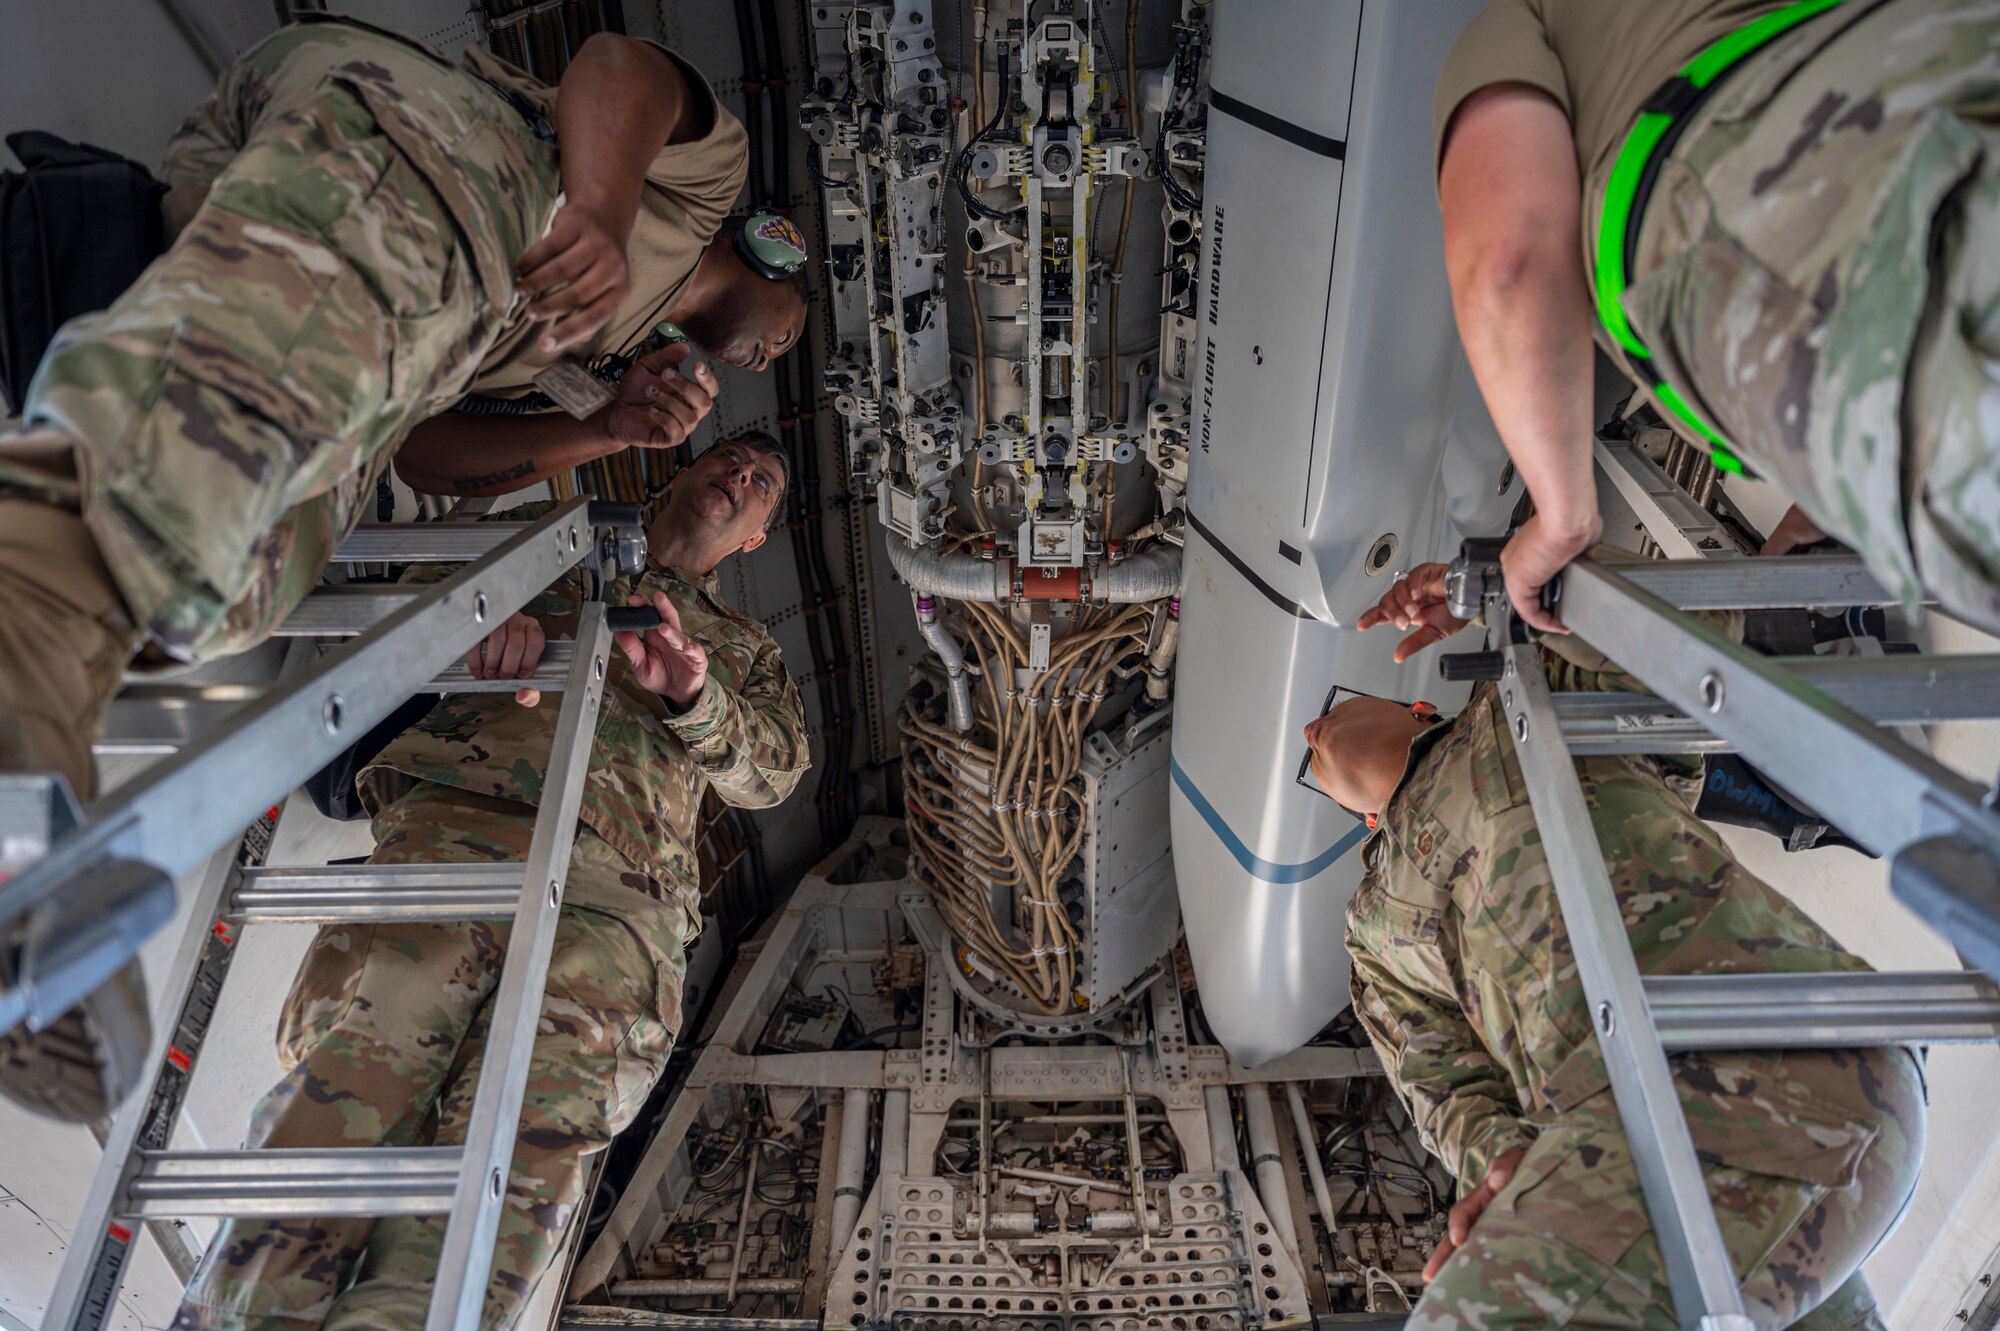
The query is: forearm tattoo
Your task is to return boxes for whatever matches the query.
[453,459,538,494]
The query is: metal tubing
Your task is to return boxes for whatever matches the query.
[1120,1048,1150,1250]
[1,499,596,1037]
[608,1280,806,1297]
[1097,545,1182,603]
[122,1147,461,1218]
[943,1113,1169,1127]
[1284,1082,1337,1268]
[831,1088,871,1257]
[1240,1084,1302,1267]
[1205,1085,1242,1172]
[914,596,974,732]
[977,1047,993,1241]
[1501,642,1749,1325]
[427,603,614,1331]
[1144,601,1181,702]
[1647,970,2000,1049]
[885,539,1181,603]
[993,1166,1132,1197]
[725,1138,762,1305]
[884,540,1011,601]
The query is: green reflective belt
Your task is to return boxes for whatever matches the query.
[1593,0,1850,475]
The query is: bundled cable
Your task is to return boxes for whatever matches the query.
[899,601,1154,1012]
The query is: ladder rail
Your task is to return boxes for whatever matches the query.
[1502,642,1753,1330]
[426,602,615,1331]
[42,837,256,1330]
[0,498,598,1037]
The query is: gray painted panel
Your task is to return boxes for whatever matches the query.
[1207,0,1361,143]
[1188,111,1345,600]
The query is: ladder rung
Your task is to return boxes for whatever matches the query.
[332,523,546,563]
[97,685,263,756]
[1558,656,2000,753]
[229,864,527,923]
[123,1147,462,1218]
[274,587,416,636]
[1605,555,1896,610]
[413,640,577,692]
[1647,971,2000,1049]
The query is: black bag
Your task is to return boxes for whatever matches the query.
[304,692,440,822]
[0,130,166,412]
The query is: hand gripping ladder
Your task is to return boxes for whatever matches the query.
[4,498,655,1331]
[1443,541,2000,1331]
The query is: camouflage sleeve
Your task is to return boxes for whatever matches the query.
[1536,545,1745,693]
[667,634,810,809]
[1538,610,1744,694]
[1346,922,1533,1196]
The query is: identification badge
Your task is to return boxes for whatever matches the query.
[533,355,616,419]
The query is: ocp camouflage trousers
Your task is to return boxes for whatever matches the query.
[1622,0,2000,630]
[1410,1046,1924,1330]
[0,16,557,661]
[173,783,693,1331]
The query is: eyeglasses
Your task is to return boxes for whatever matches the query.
[1296,684,1439,828]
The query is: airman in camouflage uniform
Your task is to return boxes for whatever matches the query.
[1623,0,2000,628]
[1306,564,1925,1330]
[0,16,561,751]
[0,11,796,1124]
[1436,0,2000,637]
[173,438,808,1331]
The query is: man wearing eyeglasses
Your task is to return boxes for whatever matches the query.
[171,434,806,1331]
[1301,563,1924,1330]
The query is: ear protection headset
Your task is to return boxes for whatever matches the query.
[730,211,810,281]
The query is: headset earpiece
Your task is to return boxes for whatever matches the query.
[731,211,809,281]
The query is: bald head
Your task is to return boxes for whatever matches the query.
[675,241,807,373]
[1303,696,1434,820]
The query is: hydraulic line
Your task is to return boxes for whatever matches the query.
[732,0,767,207]
[1103,0,1141,536]
[1287,1081,1341,1270]
[1242,1084,1303,1269]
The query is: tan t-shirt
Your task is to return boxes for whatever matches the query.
[460,42,749,397]
[1432,0,1794,187]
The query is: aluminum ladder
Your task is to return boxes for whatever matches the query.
[6,498,643,1331]
[1445,542,2000,1331]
